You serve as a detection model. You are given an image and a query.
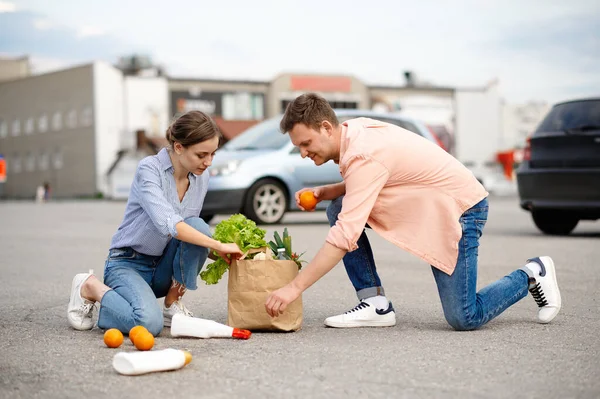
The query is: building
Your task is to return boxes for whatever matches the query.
[0,56,540,199]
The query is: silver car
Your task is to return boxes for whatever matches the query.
[201,109,439,224]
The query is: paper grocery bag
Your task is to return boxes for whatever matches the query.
[227,248,303,331]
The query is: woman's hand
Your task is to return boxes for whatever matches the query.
[214,242,243,264]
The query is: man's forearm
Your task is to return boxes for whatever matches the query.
[292,242,347,292]
[322,182,346,201]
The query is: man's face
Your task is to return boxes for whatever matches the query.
[289,122,333,166]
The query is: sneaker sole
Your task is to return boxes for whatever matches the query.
[163,316,172,328]
[538,256,562,324]
[324,317,397,328]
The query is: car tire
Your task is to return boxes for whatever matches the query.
[243,178,288,225]
[532,210,579,235]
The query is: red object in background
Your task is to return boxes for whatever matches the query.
[496,150,515,180]
[0,156,6,183]
[290,76,352,92]
[427,126,448,151]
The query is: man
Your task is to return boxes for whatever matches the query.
[265,93,561,330]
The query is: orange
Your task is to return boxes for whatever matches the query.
[103,328,124,348]
[299,191,317,211]
[134,330,155,351]
[129,325,148,344]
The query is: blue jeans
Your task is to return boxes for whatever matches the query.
[326,197,529,331]
[97,217,211,336]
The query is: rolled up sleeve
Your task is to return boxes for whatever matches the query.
[136,162,183,237]
[326,155,389,251]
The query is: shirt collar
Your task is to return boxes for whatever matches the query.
[157,148,174,172]
[339,121,350,162]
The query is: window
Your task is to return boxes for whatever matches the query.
[52,112,62,131]
[11,119,20,136]
[38,152,50,171]
[11,154,22,174]
[80,107,93,127]
[52,149,63,169]
[25,152,35,171]
[38,114,48,132]
[535,100,600,134]
[0,119,7,138]
[67,109,77,129]
[25,117,34,135]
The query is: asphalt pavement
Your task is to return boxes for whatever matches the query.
[0,197,598,398]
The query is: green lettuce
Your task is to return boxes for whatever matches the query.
[199,214,267,284]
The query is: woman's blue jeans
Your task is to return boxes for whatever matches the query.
[326,197,529,330]
[97,217,210,336]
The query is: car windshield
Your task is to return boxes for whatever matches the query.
[222,118,290,151]
[536,100,600,133]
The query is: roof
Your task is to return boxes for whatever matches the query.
[213,118,261,141]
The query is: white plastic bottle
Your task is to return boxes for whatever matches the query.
[112,348,192,376]
[170,313,251,339]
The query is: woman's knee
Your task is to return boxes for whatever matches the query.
[326,196,344,225]
[133,306,163,336]
[184,217,212,237]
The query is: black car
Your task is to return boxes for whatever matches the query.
[516,98,600,235]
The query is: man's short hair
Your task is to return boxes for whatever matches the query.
[280,93,339,134]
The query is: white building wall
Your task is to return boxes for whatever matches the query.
[454,83,502,166]
[123,76,169,148]
[93,62,124,197]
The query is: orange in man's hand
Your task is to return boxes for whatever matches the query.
[129,325,148,344]
[134,330,155,351]
[103,328,124,348]
[299,191,318,210]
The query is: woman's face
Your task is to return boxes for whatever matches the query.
[174,135,220,175]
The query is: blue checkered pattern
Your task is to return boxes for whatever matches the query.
[110,148,209,256]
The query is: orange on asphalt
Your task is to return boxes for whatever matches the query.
[299,191,317,211]
[134,330,154,351]
[129,325,148,344]
[103,328,124,348]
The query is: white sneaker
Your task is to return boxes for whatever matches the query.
[163,299,193,327]
[525,256,562,324]
[324,301,396,328]
[67,269,95,330]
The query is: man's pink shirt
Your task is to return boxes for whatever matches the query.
[325,118,488,275]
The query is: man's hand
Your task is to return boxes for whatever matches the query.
[295,187,323,211]
[265,282,302,317]
[214,242,243,265]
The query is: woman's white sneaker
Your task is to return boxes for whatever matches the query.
[524,256,562,324]
[324,301,396,328]
[163,299,193,327]
[67,270,96,330]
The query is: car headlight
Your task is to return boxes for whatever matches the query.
[209,160,242,177]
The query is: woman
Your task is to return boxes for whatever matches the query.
[67,110,243,336]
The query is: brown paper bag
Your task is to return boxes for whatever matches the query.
[227,247,303,331]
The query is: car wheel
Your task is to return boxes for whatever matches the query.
[532,210,579,235]
[244,179,288,225]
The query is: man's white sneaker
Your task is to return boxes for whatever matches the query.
[324,301,396,328]
[67,269,95,330]
[163,299,193,327]
[525,256,562,324]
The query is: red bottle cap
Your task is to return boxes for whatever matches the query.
[232,328,252,339]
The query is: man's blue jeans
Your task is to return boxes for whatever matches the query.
[326,197,529,330]
[97,217,210,336]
